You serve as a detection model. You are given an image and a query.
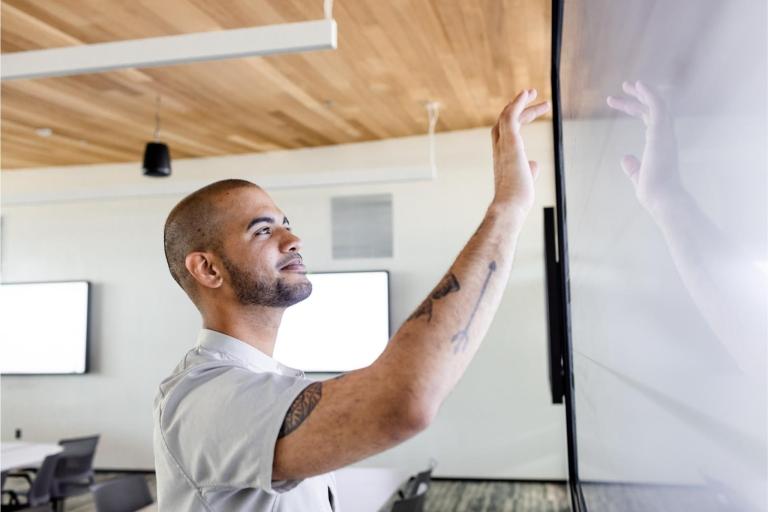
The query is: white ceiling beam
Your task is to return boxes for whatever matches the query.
[1,19,337,81]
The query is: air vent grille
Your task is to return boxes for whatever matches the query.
[331,194,393,259]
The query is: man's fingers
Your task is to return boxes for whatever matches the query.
[509,89,532,119]
[529,160,540,180]
[620,155,641,186]
[497,88,544,135]
[635,81,663,116]
[622,81,643,102]
[520,101,551,125]
[607,96,648,119]
[615,80,670,125]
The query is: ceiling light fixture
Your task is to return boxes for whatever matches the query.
[1,8,337,81]
[143,96,171,177]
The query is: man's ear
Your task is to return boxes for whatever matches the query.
[185,252,224,290]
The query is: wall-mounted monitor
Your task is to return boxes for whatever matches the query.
[0,281,90,375]
[274,271,390,373]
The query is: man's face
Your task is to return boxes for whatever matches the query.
[215,187,312,308]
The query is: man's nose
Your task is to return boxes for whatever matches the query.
[281,230,302,253]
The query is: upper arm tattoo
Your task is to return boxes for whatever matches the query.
[278,382,322,439]
[407,272,461,323]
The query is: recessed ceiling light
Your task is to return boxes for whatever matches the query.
[35,127,53,137]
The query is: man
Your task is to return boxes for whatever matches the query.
[153,89,550,510]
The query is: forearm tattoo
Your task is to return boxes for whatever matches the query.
[451,261,497,353]
[278,382,322,439]
[407,273,461,323]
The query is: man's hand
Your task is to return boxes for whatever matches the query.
[607,81,683,216]
[491,89,550,214]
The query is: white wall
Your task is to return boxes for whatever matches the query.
[0,125,567,479]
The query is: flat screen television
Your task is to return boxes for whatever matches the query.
[0,281,90,375]
[274,271,390,373]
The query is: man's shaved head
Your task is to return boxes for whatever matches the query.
[164,179,259,296]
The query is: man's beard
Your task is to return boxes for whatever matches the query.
[220,254,312,308]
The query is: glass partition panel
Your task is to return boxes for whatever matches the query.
[560,1,767,510]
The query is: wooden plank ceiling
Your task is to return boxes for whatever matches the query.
[0,0,551,170]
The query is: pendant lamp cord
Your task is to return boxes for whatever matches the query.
[324,0,333,19]
[426,101,440,177]
[153,95,162,141]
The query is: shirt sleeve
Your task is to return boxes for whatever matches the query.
[160,364,315,495]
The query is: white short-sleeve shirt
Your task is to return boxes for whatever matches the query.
[153,329,338,511]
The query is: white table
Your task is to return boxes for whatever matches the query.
[1,441,63,472]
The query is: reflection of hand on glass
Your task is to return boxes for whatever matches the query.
[607,81,766,379]
[607,81,683,217]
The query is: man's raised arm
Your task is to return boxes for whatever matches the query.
[273,89,550,480]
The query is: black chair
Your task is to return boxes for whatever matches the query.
[90,475,154,512]
[400,468,433,499]
[392,491,426,512]
[50,435,100,512]
[1,453,60,511]
[392,461,435,512]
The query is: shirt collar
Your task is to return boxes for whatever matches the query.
[196,328,303,377]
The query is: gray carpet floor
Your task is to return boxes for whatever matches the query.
[425,481,569,512]
[4,473,570,512]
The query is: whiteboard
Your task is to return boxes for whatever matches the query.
[1,281,89,374]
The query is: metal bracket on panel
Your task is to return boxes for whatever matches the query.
[544,206,566,404]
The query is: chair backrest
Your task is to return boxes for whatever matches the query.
[91,475,154,512]
[55,435,100,480]
[28,453,60,506]
[393,465,432,512]
[391,490,426,512]
[402,468,432,499]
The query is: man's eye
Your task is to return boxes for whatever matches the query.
[256,227,272,236]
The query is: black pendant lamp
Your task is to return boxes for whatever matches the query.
[143,96,171,177]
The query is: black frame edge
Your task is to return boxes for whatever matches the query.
[550,0,587,510]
